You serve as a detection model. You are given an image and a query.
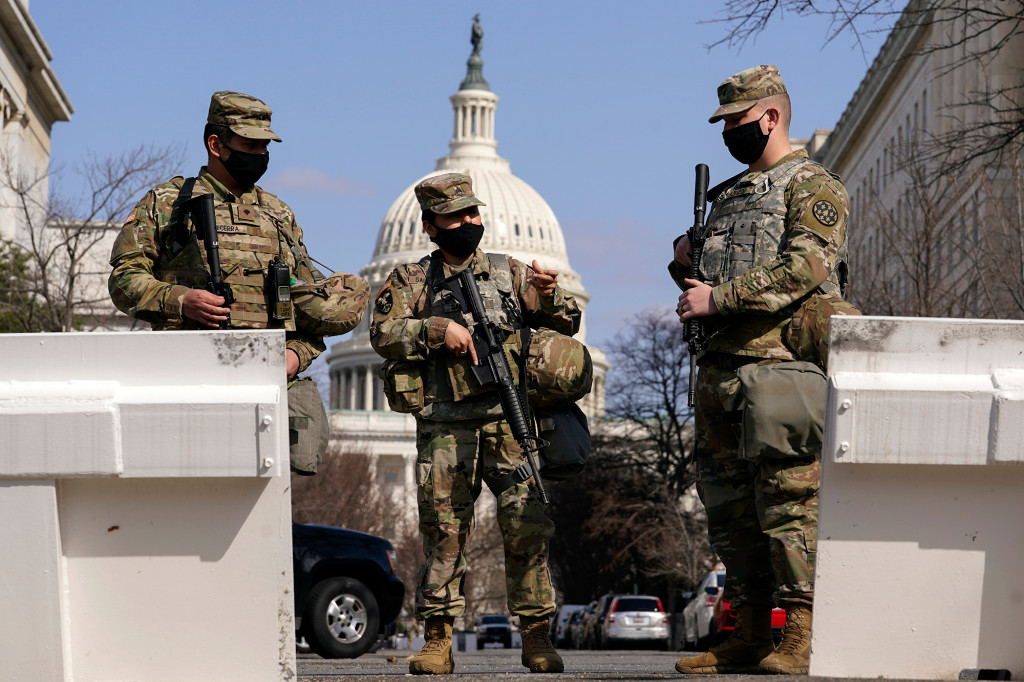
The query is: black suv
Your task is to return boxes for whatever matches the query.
[292,522,405,658]
[475,614,513,648]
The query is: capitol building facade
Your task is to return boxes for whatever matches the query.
[324,34,608,502]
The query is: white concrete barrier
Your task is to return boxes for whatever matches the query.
[812,316,1024,680]
[0,330,295,682]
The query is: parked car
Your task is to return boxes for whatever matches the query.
[552,603,586,648]
[292,522,405,659]
[680,566,725,650]
[709,592,786,646]
[569,601,596,649]
[475,614,513,648]
[583,593,617,650]
[600,595,670,649]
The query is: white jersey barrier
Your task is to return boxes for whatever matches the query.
[0,330,295,682]
[812,316,1024,680]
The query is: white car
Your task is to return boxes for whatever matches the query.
[553,604,586,648]
[600,595,670,649]
[681,567,725,650]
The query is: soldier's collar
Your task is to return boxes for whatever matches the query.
[737,149,809,186]
[198,166,259,203]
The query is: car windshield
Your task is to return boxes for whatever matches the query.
[716,572,726,587]
[614,598,661,612]
[480,615,507,624]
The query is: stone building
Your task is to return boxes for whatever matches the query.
[324,28,608,519]
[0,0,72,241]
[813,0,1024,317]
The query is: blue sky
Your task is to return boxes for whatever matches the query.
[32,1,890,350]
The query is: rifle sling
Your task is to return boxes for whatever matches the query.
[171,177,198,255]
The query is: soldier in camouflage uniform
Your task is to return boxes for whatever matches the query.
[670,66,853,675]
[370,173,580,675]
[108,91,368,379]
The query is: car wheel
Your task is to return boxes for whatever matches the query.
[302,576,380,659]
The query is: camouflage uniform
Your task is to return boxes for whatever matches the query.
[669,68,851,610]
[371,176,581,621]
[108,92,364,371]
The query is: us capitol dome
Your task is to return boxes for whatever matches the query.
[325,21,607,479]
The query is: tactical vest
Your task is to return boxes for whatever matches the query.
[699,157,847,297]
[155,177,302,330]
[420,252,524,407]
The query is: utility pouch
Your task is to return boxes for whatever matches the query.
[786,292,862,370]
[379,359,426,414]
[534,403,590,480]
[489,404,591,494]
[735,361,826,461]
[288,377,330,475]
[526,328,594,408]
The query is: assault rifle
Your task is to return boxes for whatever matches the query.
[184,193,235,329]
[685,163,709,407]
[443,267,550,505]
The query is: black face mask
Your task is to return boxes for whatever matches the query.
[430,222,484,258]
[722,112,770,165]
[222,145,269,188]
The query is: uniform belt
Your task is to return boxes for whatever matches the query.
[698,351,772,371]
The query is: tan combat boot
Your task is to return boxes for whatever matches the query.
[409,616,455,675]
[759,605,812,674]
[519,615,564,673]
[675,602,775,674]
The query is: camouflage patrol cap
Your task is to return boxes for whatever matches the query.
[292,273,371,336]
[414,173,486,214]
[708,65,788,123]
[208,91,282,142]
[526,329,594,408]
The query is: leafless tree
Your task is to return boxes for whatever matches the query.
[602,307,697,493]
[0,143,181,332]
[548,436,712,608]
[848,138,983,316]
[706,0,1024,177]
[291,447,405,538]
[847,125,1024,318]
[968,152,1024,317]
[547,307,711,608]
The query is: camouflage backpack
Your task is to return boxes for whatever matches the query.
[785,292,862,370]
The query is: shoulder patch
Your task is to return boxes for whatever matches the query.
[796,183,846,241]
[375,289,393,315]
[123,208,138,226]
[812,200,839,227]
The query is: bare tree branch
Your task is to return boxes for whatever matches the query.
[0,143,182,332]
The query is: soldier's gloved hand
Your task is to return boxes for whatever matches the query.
[444,322,479,365]
[674,235,692,267]
[183,289,230,328]
[527,259,559,297]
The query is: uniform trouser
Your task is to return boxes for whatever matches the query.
[414,416,556,620]
[695,364,819,609]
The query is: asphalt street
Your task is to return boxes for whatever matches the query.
[296,648,935,681]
